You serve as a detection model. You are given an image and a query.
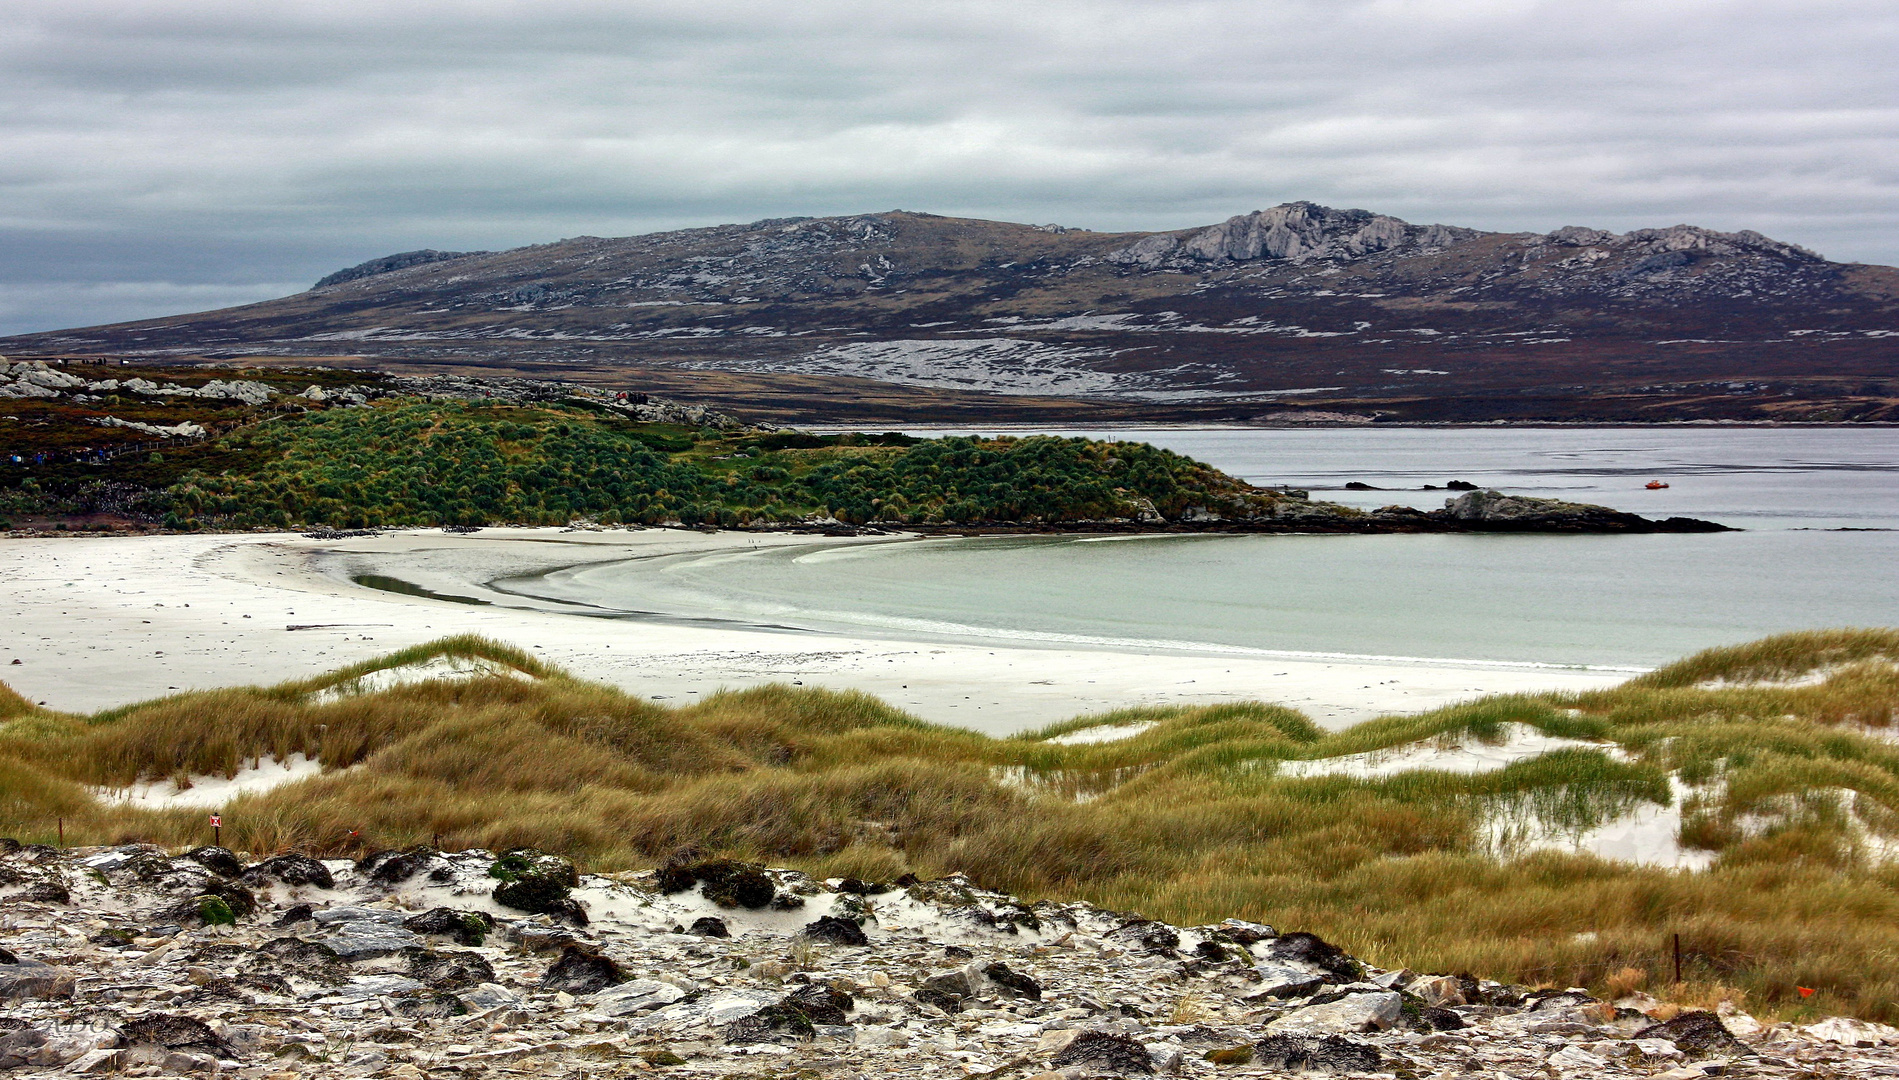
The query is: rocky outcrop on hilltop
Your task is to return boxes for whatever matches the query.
[8,204,1896,425]
[1107,203,1481,269]
[313,250,493,290]
[4,841,1885,1078]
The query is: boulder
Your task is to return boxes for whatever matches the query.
[1050,1030,1154,1075]
[689,916,730,938]
[322,920,424,960]
[405,949,496,990]
[402,907,493,946]
[541,946,623,994]
[1252,1033,1381,1073]
[1104,919,1179,954]
[118,1014,233,1058]
[0,959,75,1000]
[1632,1011,1747,1056]
[798,915,869,946]
[983,961,1042,1000]
[656,855,775,909]
[589,979,689,1017]
[1265,991,1403,1034]
[244,853,335,889]
[1259,931,1359,980]
[183,846,243,878]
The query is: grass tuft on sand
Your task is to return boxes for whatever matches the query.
[5,628,1899,1022]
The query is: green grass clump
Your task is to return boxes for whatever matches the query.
[5,629,1899,1023]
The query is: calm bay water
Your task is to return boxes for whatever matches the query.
[503,428,1899,669]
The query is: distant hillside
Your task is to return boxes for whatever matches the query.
[7,203,1898,423]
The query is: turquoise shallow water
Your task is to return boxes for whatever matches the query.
[500,428,1899,669]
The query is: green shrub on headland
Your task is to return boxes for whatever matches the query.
[166,399,1283,530]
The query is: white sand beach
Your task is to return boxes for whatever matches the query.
[0,528,1633,735]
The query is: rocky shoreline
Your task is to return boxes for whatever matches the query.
[1,841,1887,1078]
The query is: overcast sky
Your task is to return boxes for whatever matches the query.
[3,0,1897,336]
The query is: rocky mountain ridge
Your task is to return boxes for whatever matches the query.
[6,203,1896,423]
[2,839,1892,1078]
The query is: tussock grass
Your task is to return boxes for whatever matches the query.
[6,628,1899,1022]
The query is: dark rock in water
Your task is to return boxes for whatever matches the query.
[784,982,854,1024]
[1051,1030,1155,1075]
[245,853,334,889]
[1633,1010,1747,1056]
[274,904,314,927]
[1106,919,1180,954]
[1252,1033,1381,1073]
[360,847,436,885]
[119,1013,233,1057]
[405,948,496,990]
[1437,489,1729,533]
[798,915,869,946]
[1343,482,1380,490]
[9,881,69,905]
[983,962,1042,1000]
[689,916,730,938]
[1445,480,1479,491]
[1261,931,1360,980]
[725,1001,816,1044]
[541,945,623,994]
[402,907,494,946]
[185,846,243,878]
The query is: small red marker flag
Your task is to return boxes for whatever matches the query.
[1797,986,1816,998]
[208,814,221,828]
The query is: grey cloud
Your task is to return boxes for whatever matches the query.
[3,0,1898,334]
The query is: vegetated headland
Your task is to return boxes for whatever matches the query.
[5,629,1899,1024]
[0,360,1722,535]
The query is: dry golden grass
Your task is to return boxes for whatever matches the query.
[5,629,1899,1022]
